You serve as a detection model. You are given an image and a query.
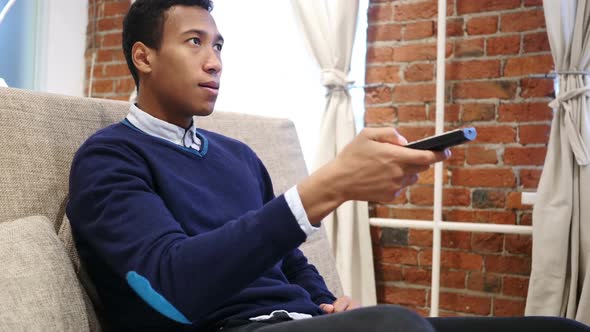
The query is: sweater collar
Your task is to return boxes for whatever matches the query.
[126,103,202,151]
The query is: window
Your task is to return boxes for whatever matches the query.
[0,0,87,96]
[212,0,368,169]
[0,0,41,89]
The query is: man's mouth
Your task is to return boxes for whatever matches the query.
[199,81,219,89]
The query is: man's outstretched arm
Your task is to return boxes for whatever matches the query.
[298,127,449,225]
[291,127,448,313]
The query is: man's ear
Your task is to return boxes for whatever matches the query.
[132,42,153,76]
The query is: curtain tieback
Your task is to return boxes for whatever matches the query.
[321,69,354,94]
[549,85,590,166]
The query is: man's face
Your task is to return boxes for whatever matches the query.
[150,6,223,118]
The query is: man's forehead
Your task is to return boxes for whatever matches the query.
[163,5,219,36]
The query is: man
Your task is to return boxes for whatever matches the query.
[67,1,444,330]
[66,1,590,332]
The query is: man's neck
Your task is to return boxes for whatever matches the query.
[136,86,192,129]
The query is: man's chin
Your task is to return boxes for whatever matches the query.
[194,108,214,117]
[190,104,215,117]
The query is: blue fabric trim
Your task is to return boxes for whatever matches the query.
[121,118,208,158]
[195,129,209,156]
[126,271,191,324]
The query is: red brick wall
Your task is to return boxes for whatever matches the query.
[85,0,133,100]
[366,0,553,316]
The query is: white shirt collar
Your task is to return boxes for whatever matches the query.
[126,103,202,151]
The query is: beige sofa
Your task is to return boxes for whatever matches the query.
[0,87,342,331]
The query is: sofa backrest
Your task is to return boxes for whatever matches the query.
[0,87,342,328]
[0,88,128,229]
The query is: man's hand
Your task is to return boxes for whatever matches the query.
[298,127,451,225]
[319,296,360,314]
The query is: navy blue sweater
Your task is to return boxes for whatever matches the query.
[66,122,335,331]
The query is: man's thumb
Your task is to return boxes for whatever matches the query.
[364,127,408,146]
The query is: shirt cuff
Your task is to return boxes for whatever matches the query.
[284,185,320,237]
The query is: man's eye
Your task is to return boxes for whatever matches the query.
[214,43,223,51]
[189,38,201,46]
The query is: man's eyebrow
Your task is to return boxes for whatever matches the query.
[181,29,224,43]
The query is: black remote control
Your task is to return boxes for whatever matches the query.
[405,127,477,151]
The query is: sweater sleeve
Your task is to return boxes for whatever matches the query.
[66,142,307,324]
[250,152,335,305]
[281,248,337,306]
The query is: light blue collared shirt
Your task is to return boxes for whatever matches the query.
[127,104,202,151]
[125,104,318,237]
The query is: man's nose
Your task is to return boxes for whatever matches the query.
[203,50,221,74]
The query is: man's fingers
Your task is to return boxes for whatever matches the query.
[333,301,347,312]
[400,174,419,188]
[363,127,408,146]
[363,128,452,165]
[327,296,361,313]
[320,303,334,314]
[383,144,451,166]
[403,163,431,175]
[333,296,353,312]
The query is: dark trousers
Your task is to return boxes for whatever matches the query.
[428,316,590,332]
[216,305,590,332]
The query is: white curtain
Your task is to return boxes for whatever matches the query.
[291,0,376,306]
[526,0,590,325]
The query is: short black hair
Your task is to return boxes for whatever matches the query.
[122,0,213,89]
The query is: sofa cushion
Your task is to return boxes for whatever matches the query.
[0,215,98,331]
[58,214,103,312]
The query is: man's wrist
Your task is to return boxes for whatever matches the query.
[297,161,347,226]
[284,186,320,237]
